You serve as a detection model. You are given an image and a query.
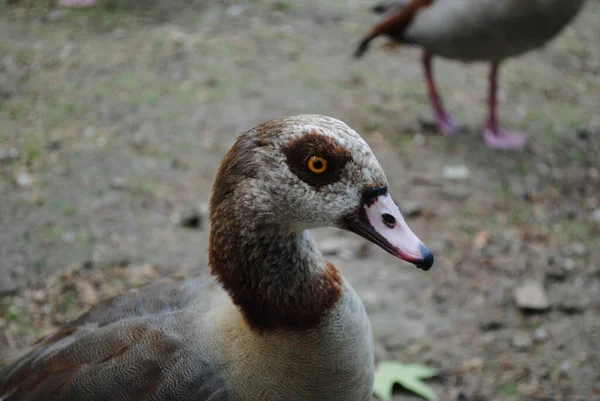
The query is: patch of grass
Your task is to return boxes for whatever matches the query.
[508,209,524,225]
[1,0,53,15]
[567,149,586,166]
[59,293,77,311]
[501,383,519,397]
[362,121,383,133]
[15,47,36,67]
[6,301,23,322]
[15,324,41,338]
[273,1,293,12]
[2,99,30,121]
[20,133,46,166]
[124,86,163,107]
[44,225,63,241]
[57,201,76,216]
[516,162,531,175]
[460,225,477,236]
[48,99,81,127]
[554,220,594,243]
[130,179,159,196]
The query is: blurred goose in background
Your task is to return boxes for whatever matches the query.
[0,115,434,401]
[355,0,587,149]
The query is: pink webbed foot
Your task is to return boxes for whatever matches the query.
[483,125,528,150]
[57,0,97,7]
[436,114,461,136]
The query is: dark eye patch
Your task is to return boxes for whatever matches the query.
[283,130,353,190]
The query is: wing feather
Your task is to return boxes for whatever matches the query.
[0,276,230,401]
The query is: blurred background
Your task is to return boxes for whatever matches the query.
[0,0,599,399]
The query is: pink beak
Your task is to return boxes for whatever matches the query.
[344,187,434,271]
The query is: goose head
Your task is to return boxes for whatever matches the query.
[211,114,433,271]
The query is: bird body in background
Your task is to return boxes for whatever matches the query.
[355,0,587,149]
[0,115,434,401]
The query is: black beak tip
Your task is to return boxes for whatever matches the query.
[416,244,434,271]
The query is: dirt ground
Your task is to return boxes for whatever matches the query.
[1,0,599,400]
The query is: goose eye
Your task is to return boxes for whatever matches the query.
[306,156,328,174]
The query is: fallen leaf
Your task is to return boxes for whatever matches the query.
[373,361,439,401]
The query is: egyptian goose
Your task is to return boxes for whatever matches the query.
[355,0,587,149]
[0,115,434,401]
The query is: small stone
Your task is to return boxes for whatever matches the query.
[171,158,182,169]
[563,258,576,272]
[28,190,44,205]
[96,137,107,147]
[77,281,99,305]
[512,332,532,350]
[8,148,19,159]
[592,209,600,223]
[418,116,438,132]
[509,178,526,198]
[180,206,204,229]
[473,230,491,249]
[402,201,423,218]
[557,293,589,315]
[563,243,587,257]
[112,28,126,39]
[514,280,551,312]
[460,357,485,372]
[16,171,33,187]
[0,148,7,161]
[84,126,96,139]
[413,133,426,147]
[442,165,470,180]
[110,176,128,190]
[479,320,504,332]
[125,264,158,286]
[545,265,568,282]
[62,231,76,243]
[226,4,245,16]
[45,9,67,23]
[0,270,18,296]
[47,140,62,150]
[559,360,570,377]
[534,327,549,343]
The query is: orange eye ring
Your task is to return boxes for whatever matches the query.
[307,156,328,174]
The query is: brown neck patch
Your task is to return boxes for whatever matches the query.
[283,130,352,191]
[210,227,343,332]
[209,133,343,332]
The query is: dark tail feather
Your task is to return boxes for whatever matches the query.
[354,35,375,58]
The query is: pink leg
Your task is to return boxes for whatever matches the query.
[422,52,460,135]
[483,63,527,150]
[57,0,97,7]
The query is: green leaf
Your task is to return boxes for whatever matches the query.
[373,361,439,401]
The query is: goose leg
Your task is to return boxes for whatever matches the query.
[422,51,460,135]
[483,63,527,150]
